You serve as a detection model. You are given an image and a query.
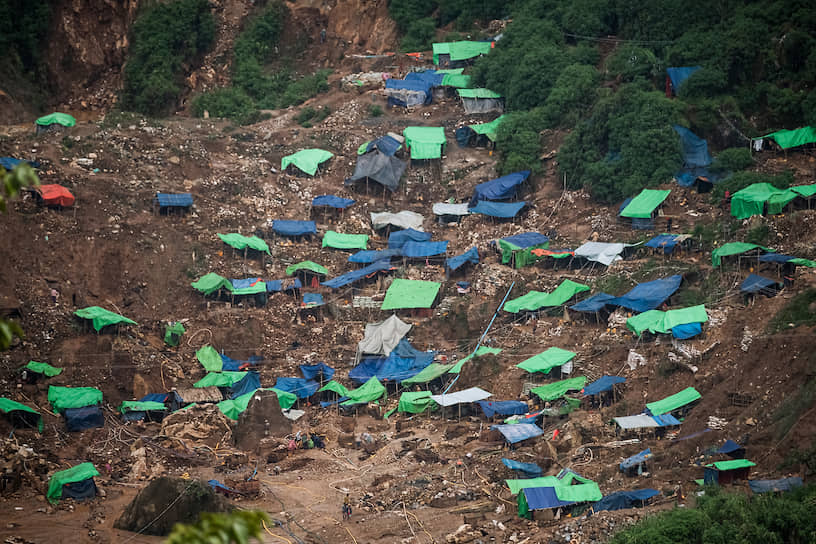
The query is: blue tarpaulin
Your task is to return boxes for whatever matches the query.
[469,171,530,206]
[471,200,526,218]
[608,275,682,313]
[362,135,402,156]
[349,248,403,263]
[500,232,549,248]
[0,157,38,170]
[570,293,616,313]
[522,486,574,510]
[221,354,261,371]
[402,241,449,257]
[140,393,169,403]
[322,260,394,288]
[389,228,432,249]
[64,405,105,432]
[502,458,542,477]
[759,253,794,263]
[230,372,261,399]
[446,247,480,272]
[740,274,779,294]
[272,220,316,236]
[492,423,543,444]
[231,278,264,290]
[667,66,701,93]
[274,377,320,398]
[645,234,681,254]
[312,195,355,209]
[672,322,702,339]
[208,480,238,494]
[477,400,528,418]
[302,293,324,307]
[155,193,193,207]
[652,414,681,426]
[583,376,626,396]
[673,125,712,187]
[349,340,434,383]
[749,478,803,494]
[300,362,335,381]
[592,489,659,512]
[715,440,744,455]
[620,449,651,471]
[385,78,433,106]
[405,70,445,87]
[266,278,302,292]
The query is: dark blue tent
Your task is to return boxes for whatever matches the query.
[302,293,324,307]
[312,195,355,209]
[522,487,575,512]
[471,200,526,218]
[273,377,320,399]
[221,354,261,371]
[402,241,449,257]
[385,78,433,106]
[272,220,317,236]
[62,478,98,502]
[715,440,745,458]
[477,400,528,418]
[155,193,193,208]
[570,293,616,313]
[667,66,701,93]
[65,405,105,432]
[502,458,542,477]
[645,234,681,254]
[266,278,302,292]
[349,248,403,263]
[300,362,335,381]
[608,275,682,312]
[349,340,434,383]
[388,228,431,249]
[500,232,548,249]
[405,70,445,87]
[583,376,626,396]
[740,274,780,296]
[469,171,530,206]
[322,260,394,288]
[749,477,803,494]
[362,135,402,156]
[673,125,712,187]
[759,253,794,263]
[620,449,651,473]
[230,372,261,399]
[446,247,480,273]
[592,489,659,513]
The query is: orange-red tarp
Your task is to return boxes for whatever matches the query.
[38,184,75,207]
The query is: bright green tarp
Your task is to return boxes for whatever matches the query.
[381,279,441,310]
[74,306,136,332]
[761,126,816,149]
[730,183,798,219]
[318,380,350,397]
[469,115,506,142]
[620,189,671,218]
[48,386,102,413]
[196,345,222,372]
[341,376,386,406]
[503,280,590,313]
[397,391,437,414]
[791,184,816,198]
[194,371,248,388]
[0,398,42,431]
[119,401,166,414]
[24,361,62,377]
[434,68,464,75]
[530,376,586,402]
[191,272,234,295]
[518,482,602,517]
[517,347,576,374]
[626,305,708,336]
[646,387,701,415]
[507,470,596,495]
[457,88,501,99]
[164,322,185,347]
[449,346,502,374]
[791,258,816,267]
[711,242,770,267]
[448,41,492,61]
[286,261,328,276]
[218,233,270,254]
[36,112,76,127]
[217,388,297,419]
[322,230,369,250]
[402,363,454,383]
[281,149,333,176]
[47,463,99,503]
[497,238,550,268]
[767,190,798,215]
[432,43,451,65]
[403,127,446,160]
[441,74,471,88]
[231,280,266,296]
[707,459,755,471]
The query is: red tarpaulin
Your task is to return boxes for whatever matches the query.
[38,184,75,207]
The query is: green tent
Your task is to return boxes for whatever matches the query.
[322,230,369,250]
[47,463,99,503]
[760,126,816,149]
[231,279,267,296]
[119,401,166,414]
[218,233,270,254]
[217,388,297,420]
[517,347,576,374]
[730,183,799,219]
[281,149,334,176]
[432,42,451,64]
[457,88,501,99]
[36,112,76,127]
[790,258,816,267]
[194,371,248,388]
[403,127,446,160]
[286,261,328,276]
[196,345,223,372]
[191,272,234,295]
[0,398,43,432]
[790,184,816,198]
[518,482,602,518]
[469,115,506,142]
[646,387,701,415]
[397,391,437,414]
[318,380,350,397]
[620,189,671,219]
[441,74,471,88]
[449,346,502,374]
[402,363,454,384]
[381,279,441,310]
[503,280,590,313]
[507,470,596,495]
[711,242,770,267]
[530,376,586,402]
[341,376,386,406]
[497,237,550,268]
[626,305,708,336]
[448,41,492,62]
[74,306,136,332]
[707,459,755,471]
[164,322,185,347]
[434,68,464,75]
[24,360,63,377]
[48,386,103,413]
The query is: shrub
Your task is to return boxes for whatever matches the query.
[678,67,728,100]
[767,289,816,334]
[710,147,753,174]
[605,45,660,82]
[191,87,258,124]
[400,17,437,52]
[368,104,383,117]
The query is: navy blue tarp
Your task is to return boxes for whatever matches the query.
[230,372,261,399]
[715,440,744,454]
[302,293,324,307]
[672,322,702,339]
[300,362,335,381]
[62,478,98,502]
[65,405,105,432]
[446,247,479,272]
[749,478,803,494]
[272,220,317,236]
[477,400,528,418]
[740,274,779,294]
[522,486,574,511]
[274,377,320,399]
[0,157,38,170]
[500,232,548,249]
[362,135,402,156]
[221,354,261,371]
[608,275,682,313]
[402,241,449,257]
[592,489,659,512]
[645,234,681,254]
[471,200,526,218]
[405,70,445,87]
[140,393,169,403]
[469,171,530,206]
[583,375,626,396]
[620,449,651,471]
[312,195,355,209]
[266,278,302,292]
[389,228,431,249]
[570,293,616,313]
[350,340,434,383]
[322,260,394,288]
[231,278,265,290]
[667,66,701,93]
[156,193,193,207]
[502,458,542,477]
[349,248,402,263]
[385,78,433,106]
[759,253,794,263]
[673,124,712,187]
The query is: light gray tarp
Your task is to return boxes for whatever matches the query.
[371,210,424,231]
[433,203,471,216]
[574,242,628,266]
[345,150,407,192]
[431,387,492,407]
[614,414,660,430]
[461,98,504,114]
[384,88,427,107]
[357,315,412,358]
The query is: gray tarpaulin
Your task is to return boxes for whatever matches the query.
[432,202,471,216]
[357,315,412,358]
[431,387,492,407]
[345,150,407,192]
[574,242,628,266]
[371,210,424,231]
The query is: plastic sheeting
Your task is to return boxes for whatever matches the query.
[471,200,526,218]
[492,423,543,444]
[646,387,701,415]
[715,440,744,455]
[620,189,671,218]
[446,247,479,272]
[574,242,628,266]
[350,342,434,383]
[371,210,424,231]
[645,234,681,254]
[583,376,626,396]
[470,171,530,206]
[272,220,316,236]
[299,363,335,381]
[614,413,681,429]
[74,307,137,331]
[381,279,441,310]
[570,293,616,313]
[358,315,412,356]
[620,449,652,471]
[431,387,491,407]
[230,372,261,399]
[220,353,261,372]
[360,134,402,156]
[345,150,407,191]
[273,377,320,398]
[592,489,659,512]
[740,274,780,295]
[674,124,712,167]
[265,278,302,292]
[502,458,543,477]
[388,228,432,248]
[312,195,355,209]
[433,202,471,217]
[711,242,769,267]
[749,477,803,494]
[608,275,682,313]
[500,232,549,249]
[348,248,403,263]
[155,193,193,207]
[281,149,333,176]
[64,405,105,432]
[385,78,433,107]
[322,260,393,288]
[666,67,701,92]
[478,400,528,417]
[403,126,446,160]
[402,241,449,257]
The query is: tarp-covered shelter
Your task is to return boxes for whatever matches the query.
[731,183,797,219]
[620,189,670,229]
[381,279,441,310]
[403,127,446,160]
[273,377,320,399]
[446,247,480,275]
[620,448,652,475]
[155,192,193,210]
[478,400,528,418]
[740,274,781,297]
[286,261,328,288]
[192,272,233,295]
[64,405,105,432]
[371,210,424,231]
[0,398,43,432]
[218,233,270,254]
[47,463,98,504]
[74,306,136,332]
[608,275,683,312]
[749,477,803,494]
[322,259,394,288]
[458,88,503,114]
[673,124,713,187]
[322,230,369,250]
[504,280,590,314]
[518,481,602,519]
[449,346,502,374]
[626,305,708,339]
[300,362,334,382]
[395,391,437,414]
[574,242,629,266]
[357,314,412,358]
[341,376,386,406]
[385,78,433,107]
[358,134,403,157]
[666,67,701,95]
[23,360,63,379]
[614,413,681,431]
[644,233,690,255]
[497,232,550,268]
[349,249,402,263]
[704,459,755,485]
[646,387,701,416]
[715,439,746,459]
[388,228,431,249]
[517,347,576,375]
[37,184,75,207]
[119,400,166,422]
[493,423,543,444]
[281,149,333,176]
[431,387,491,407]
[272,220,316,237]
[402,241,449,258]
[471,200,526,218]
[350,340,434,383]
[433,202,471,223]
[345,150,407,192]
[0,157,37,171]
[756,126,816,150]
[470,171,530,206]
[712,242,770,267]
[36,112,76,133]
[433,41,492,67]
[456,115,506,147]
[312,195,355,209]
[592,489,659,513]
[531,376,586,402]
[583,376,626,396]
[502,458,543,477]
[164,322,185,346]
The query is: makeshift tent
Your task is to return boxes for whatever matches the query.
[267,278,302,293]
[457,115,506,146]
[592,489,659,513]
[704,459,755,485]
[319,380,350,397]
[385,78,433,107]
[740,274,781,296]
[731,183,794,219]
[119,401,166,422]
[493,423,543,444]
[626,305,708,338]
[74,306,136,332]
[196,345,224,372]
[191,273,233,295]
[302,293,324,308]
[345,150,407,192]
[194,371,251,389]
[403,127,446,160]
[281,149,333,176]
[299,363,335,382]
[0,398,43,432]
[401,363,454,384]
[155,192,193,209]
[350,340,434,382]
[286,261,328,277]
[381,279,441,310]
[229,278,266,296]
[396,391,437,414]
[48,386,103,413]
[478,400,528,418]
[440,73,471,88]
[321,260,394,288]
[36,112,76,130]
[620,449,652,474]
[430,387,491,407]
[349,249,402,263]
[583,376,626,396]
[666,67,701,94]
[517,347,576,374]
[620,189,671,219]
[341,376,386,406]
[758,126,816,150]
[507,469,596,495]
[388,228,431,249]
[471,200,526,218]
[358,314,412,357]
[518,483,602,518]
[433,41,492,66]
[673,123,712,184]
[322,231,369,250]
[470,171,530,206]
[644,233,688,254]
[402,241,449,258]
[217,387,297,419]
[502,458,543,477]
[37,184,75,207]
[530,376,586,402]
[449,346,502,374]
[274,377,320,399]
[64,405,105,432]
[646,387,701,416]
[446,247,480,274]
[608,275,683,312]
[164,322,185,347]
[23,361,63,378]
[715,440,746,459]
[218,233,270,254]
[711,242,770,267]
[503,280,590,313]
[458,88,503,114]
[614,414,681,430]
[219,353,261,372]
[497,232,550,268]
[312,195,355,209]
[272,220,316,237]
[371,210,424,231]
[749,478,803,494]
[433,203,471,222]
[574,242,628,266]
[570,293,617,313]
[358,134,403,156]
[47,463,99,504]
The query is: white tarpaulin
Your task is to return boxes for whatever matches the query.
[371,211,424,231]
[574,242,628,266]
[614,414,660,430]
[431,387,492,407]
[432,202,472,216]
[357,315,412,357]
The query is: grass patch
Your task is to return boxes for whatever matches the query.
[368,104,384,117]
[295,106,331,127]
[767,288,816,334]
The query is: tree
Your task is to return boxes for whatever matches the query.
[165,511,269,544]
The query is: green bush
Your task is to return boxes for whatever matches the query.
[191,87,258,125]
[767,289,816,334]
[122,0,215,116]
[400,17,437,52]
[605,46,660,82]
[0,0,51,76]
[710,147,753,174]
[678,67,728,100]
[712,170,794,200]
[494,109,546,175]
[368,104,384,117]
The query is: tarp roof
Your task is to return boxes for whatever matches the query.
[273,377,320,398]
[433,202,471,217]
[371,210,424,231]
[706,459,755,471]
[47,463,98,503]
[504,280,590,313]
[470,171,529,206]
[620,189,671,218]
[299,362,334,381]
[401,363,454,384]
[517,347,576,374]
[403,127,446,159]
[431,387,491,407]
[646,387,701,415]
[791,183,816,197]
[36,112,76,127]
[385,78,432,107]
[468,115,506,142]
[217,387,297,419]
[583,375,626,396]
[478,400,528,418]
[24,360,63,377]
[570,293,616,313]
[218,233,270,254]
[471,200,526,218]
[281,149,333,175]
[312,195,355,208]
[446,247,480,272]
[715,440,744,454]
[458,88,501,99]
[441,73,471,88]
[358,314,412,356]
[319,380,350,397]
[500,232,549,249]
[609,275,683,313]
[345,150,407,191]
[381,279,441,310]
[341,376,386,406]
[531,376,586,402]
[397,391,436,414]
[731,183,792,219]
[711,242,770,267]
[449,346,502,374]
[286,261,328,276]
[749,478,803,494]
[645,233,684,254]
[38,184,75,207]
[666,67,701,91]
[592,489,660,512]
[48,386,103,413]
[613,413,681,429]
[322,259,394,288]
[192,272,233,295]
[349,248,403,263]
[74,307,136,331]
[574,242,628,266]
[194,371,252,388]
[230,278,266,295]
[673,124,711,168]
[350,341,434,382]
[626,305,708,336]
[493,423,543,443]
[272,220,316,236]
[0,157,36,170]
[502,458,543,477]
[760,126,816,149]
[740,274,780,294]
[155,192,193,207]
[448,40,492,61]
[119,401,166,414]
[0,397,41,424]
[620,449,652,470]
[402,241,449,257]
[359,134,403,157]
[322,230,369,250]
[388,228,431,248]
[196,345,223,372]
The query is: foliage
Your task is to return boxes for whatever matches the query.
[122,0,215,116]
[494,109,546,175]
[677,68,728,100]
[541,64,600,127]
[711,170,794,200]
[767,288,816,334]
[709,147,753,174]
[368,103,384,117]
[295,106,331,127]
[605,46,661,82]
[744,223,770,246]
[0,0,51,77]
[165,510,269,544]
[191,87,259,125]
[399,17,437,52]
[388,0,510,43]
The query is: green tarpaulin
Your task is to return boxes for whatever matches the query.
[191,272,234,295]
[441,74,471,88]
[432,42,450,64]
[449,346,502,374]
[402,363,454,383]
[74,306,136,332]
[119,401,166,414]
[626,305,708,336]
[457,88,501,99]
[381,279,441,310]
[218,233,270,254]
[711,242,770,267]
[504,280,590,313]
[530,376,586,402]
[218,388,297,420]
[620,189,671,218]
[448,41,492,62]
[403,127,446,160]
[194,371,248,388]
[497,238,550,268]
[517,347,576,374]
[469,115,506,142]
[36,112,76,127]
[507,471,596,495]
[281,149,333,176]
[434,68,464,75]
[341,376,386,406]
[760,126,816,149]
[397,391,437,414]
[318,380,350,397]
[196,345,222,372]
[24,361,62,377]
[47,463,99,503]
[48,386,103,413]
[646,387,701,415]
[231,280,266,296]
[730,183,798,219]
[0,398,42,431]
[790,258,816,267]
[286,261,328,276]
[164,322,185,347]
[707,459,755,471]
[322,230,369,250]
[791,184,816,198]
